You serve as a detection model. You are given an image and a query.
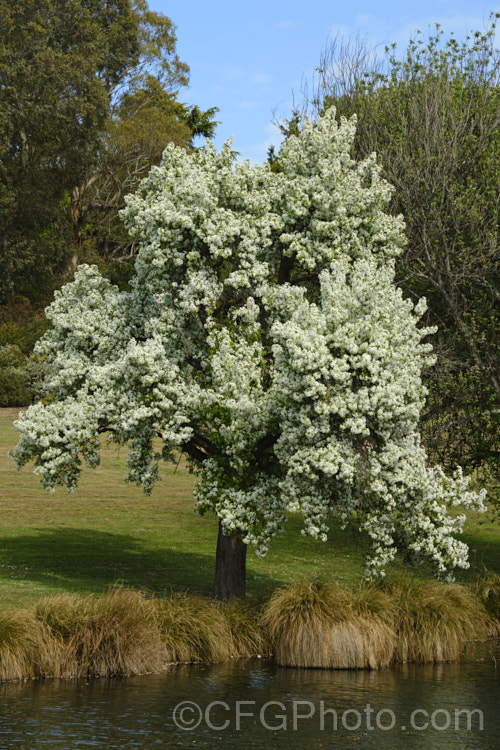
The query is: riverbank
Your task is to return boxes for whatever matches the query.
[0,576,499,682]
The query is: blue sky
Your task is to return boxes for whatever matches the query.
[149,1,499,163]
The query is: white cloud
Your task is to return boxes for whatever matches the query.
[238,101,264,109]
[355,14,373,27]
[251,73,273,84]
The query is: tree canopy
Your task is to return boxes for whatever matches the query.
[70,74,218,274]
[13,109,486,598]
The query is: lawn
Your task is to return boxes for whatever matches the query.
[0,408,498,609]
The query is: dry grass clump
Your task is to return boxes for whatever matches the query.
[35,588,165,678]
[0,609,55,681]
[261,575,494,669]
[262,578,396,669]
[222,599,270,657]
[35,592,93,639]
[0,589,270,682]
[154,593,233,663]
[474,570,500,636]
[350,583,397,625]
[380,576,487,663]
[1,588,269,681]
[0,574,496,682]
[154,593,269,662]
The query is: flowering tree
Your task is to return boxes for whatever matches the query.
[13,109,485,599]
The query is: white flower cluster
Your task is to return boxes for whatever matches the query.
[13,108,486,579]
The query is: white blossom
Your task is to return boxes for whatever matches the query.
[12,108,486,580]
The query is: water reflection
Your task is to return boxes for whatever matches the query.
[0,641,498,749]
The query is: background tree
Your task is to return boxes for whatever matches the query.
[13,110,485,599]
[0,0,139,300]
[299,18,500,487]
[0,0,217,300]
[70,75,218,281]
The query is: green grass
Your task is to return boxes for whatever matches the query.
[0,408,498,609]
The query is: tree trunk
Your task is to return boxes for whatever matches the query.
[213,521,247,600]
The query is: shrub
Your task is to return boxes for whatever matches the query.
[0,366,31,407]
[0,316,49,354]
[0,344,26,368]
[0,345,48,406]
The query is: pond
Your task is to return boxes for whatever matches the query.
[1,640,498,749]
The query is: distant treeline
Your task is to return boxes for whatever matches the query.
[0,0,218,301]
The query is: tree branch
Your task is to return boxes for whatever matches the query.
[278,255,294,284]
[182,440,209,463]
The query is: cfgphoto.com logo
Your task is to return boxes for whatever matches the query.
[172,700,484,733]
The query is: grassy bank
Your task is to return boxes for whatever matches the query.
[264,575,500,669]
[1,409,499,609]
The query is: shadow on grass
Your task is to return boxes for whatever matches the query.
[0,523,496,605]
[459,530,500,580]
[0,527,284,599]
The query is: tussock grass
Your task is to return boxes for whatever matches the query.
[222,599,270,657]
[0,576,498,681]
[35,592,93,639]
[262,578,396,669]
[0,610,55,681]
[474,570,500,636]
[0,588,270,682]
[155,593,270,663]
[154,593,232,663]
[380,576,488,663]
[35,588,164,678]
[261,576,497,669]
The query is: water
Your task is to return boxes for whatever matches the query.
[0,641,498,749]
